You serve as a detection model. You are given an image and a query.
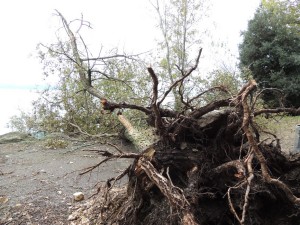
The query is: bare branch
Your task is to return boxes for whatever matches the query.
[157,48,202,107]
[92,70,135,91]
[148,67,164,131]
[82,51,149,61]
[80,151,139,175]
[241,153,254,224]
[55,10,105,100]
[187,86,230,105]
[101,99,151,114]
[252,88,284,109]
[227,183,244,225]
[106,166,130,188]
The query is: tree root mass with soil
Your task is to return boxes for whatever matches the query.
[70,80,300,225]
[54,13,300,224]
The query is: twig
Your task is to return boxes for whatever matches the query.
[157,48,202,107]
[227,182,245,224]
[241,153,254,224]
[251,88,284,109]
[80,152,139,175]
[82,51,150,61]
[105,142,126,154]
[187,86,229,105]
[106,166,130,189]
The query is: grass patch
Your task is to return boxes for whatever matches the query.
[44,138,69,149]
[256,115,300,153]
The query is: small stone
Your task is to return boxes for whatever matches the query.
[0,196,8,204]
[81,216,90,224]
[180,142,187,150]
[57,191,62,195]
[68,214,78,221]
[73,192,84,201]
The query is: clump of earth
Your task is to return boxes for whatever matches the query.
[0,132,132,224]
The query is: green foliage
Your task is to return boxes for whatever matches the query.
[9,2,230,135]
[44,138,68,149]
[154,0,209,110]
[204,69,242,102]
[26,40,151,135]
[239,0,300,107]
[9,17,154,136]
[7,112,36,133]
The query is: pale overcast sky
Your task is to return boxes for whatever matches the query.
[0,0,260,134]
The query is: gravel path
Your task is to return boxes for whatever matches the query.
[0,138,132,224]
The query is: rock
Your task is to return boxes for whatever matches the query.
[80,216,90,224]
[68,214,78,221]
[0,132,31,144]
[197,109,230,128]
[73,192,84,201]
[31,130,46,140]
[180,142,187,150]
[0,196,8,204]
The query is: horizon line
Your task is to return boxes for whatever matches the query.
[0,84,48,90]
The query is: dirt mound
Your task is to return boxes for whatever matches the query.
[0,132,32,144]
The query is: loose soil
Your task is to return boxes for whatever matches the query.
[0,137,133,225]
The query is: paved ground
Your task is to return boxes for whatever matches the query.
[0,137,133,224]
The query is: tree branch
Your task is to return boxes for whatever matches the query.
[148,67,164,132]
[157,48,202,107]
[100,99,151,114]
[80,151,139,175]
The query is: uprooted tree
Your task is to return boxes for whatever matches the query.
[45,11,300,225]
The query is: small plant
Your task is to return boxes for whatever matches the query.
[44,138,68,149]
